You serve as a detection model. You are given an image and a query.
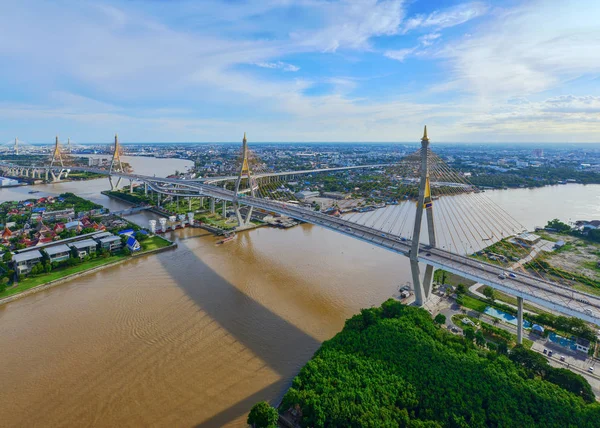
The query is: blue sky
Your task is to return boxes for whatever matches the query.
[0,0,598,143]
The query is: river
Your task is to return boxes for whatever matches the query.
[0,158,598,427]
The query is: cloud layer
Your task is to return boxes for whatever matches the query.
[0,0,598,143]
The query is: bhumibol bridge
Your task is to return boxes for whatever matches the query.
[1,130,599,335]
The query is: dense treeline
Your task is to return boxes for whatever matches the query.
[280,300,600,427]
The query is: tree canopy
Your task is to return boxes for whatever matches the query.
[279,299,600,427]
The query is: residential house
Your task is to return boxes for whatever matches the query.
[13,250,43,275]
[98,236,122,252]
[576,337,591,354]
[126,235,141,252]
[69,239,98,258]
[44,244,72,263]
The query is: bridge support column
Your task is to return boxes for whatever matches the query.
[45,170,49,181]
[199,197,204,209]
[409,126,436,306]
[157,193,161,207]
[517,297,524,345]
[222,200,226,218]
[144,182,148,196]
[129,180,134,194]
[210,198,215,214]
[188,197,192,210]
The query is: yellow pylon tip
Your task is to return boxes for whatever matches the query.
[422,125,429,141]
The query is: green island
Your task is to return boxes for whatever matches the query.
[250,300,599,428]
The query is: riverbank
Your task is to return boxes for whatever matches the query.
[0,236,176,306]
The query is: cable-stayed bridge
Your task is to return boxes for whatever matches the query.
[1,130,599,333]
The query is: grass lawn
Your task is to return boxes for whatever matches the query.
[457,294,489,312]
[0,254,127,299]
[140,235,171,252]
[476,285,549,315]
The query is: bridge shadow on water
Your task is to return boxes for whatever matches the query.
[153,229,322,426]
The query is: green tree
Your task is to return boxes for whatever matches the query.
[456,284,467,295]
[3,251,12,263]
[434,314,446,325]
[546,368,595,403]
[463,326,475,342]
[475,331,486,347]
[247,402,278,428]
[482,286,495,301]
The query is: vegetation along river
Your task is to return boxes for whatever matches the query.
[0,156,598,427]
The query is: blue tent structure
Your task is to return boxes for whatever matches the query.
[532,324,545,335]
[126,235,141,252]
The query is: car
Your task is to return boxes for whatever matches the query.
[584,308,593,315]
[400,237,407,242]
[548,350,553,357]
[508,273,517,278]
[451,327,459,333]
[381,233,386,238]
[498,273,507,279]
[560,355,565,362]
[426,252,431,256]
[589,367,594,373]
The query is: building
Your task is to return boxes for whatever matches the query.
[65,220,83,230]
[13,250,43,274]
[0,177,19,186]
[514,232,541,247]
[295,191,320,200]
[576,337,591,354]
[126,235,141,252]
[92,231,113,240]
[44,244,72,263]
[69,239,98,258]
[42,208,75,221]
[553,240,565,250]
[322,191,349,200]
[98,236,122,252]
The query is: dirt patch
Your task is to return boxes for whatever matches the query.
[543,233,600,281]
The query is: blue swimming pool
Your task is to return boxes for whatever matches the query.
[548,332,577,351]
[484,306,532,328]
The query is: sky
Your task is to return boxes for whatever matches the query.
[0,0,599,144]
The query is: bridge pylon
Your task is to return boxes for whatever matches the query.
[49,135,67,181]
[233,132,256,227]
[410,126,437,306]
[109,134,124,190]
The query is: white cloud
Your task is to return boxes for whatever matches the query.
[384,48,416,62]
[402,2,488,33]
[418,33,441,46]
[293,0,405,52]
[254,61,300,72]
[439,0,600,98]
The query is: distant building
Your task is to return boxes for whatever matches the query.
[295,191,320,200]
[322,191,349,200]
[514,232,541,247]
[553,240,565,249]
[0,177,19,186]
[42,208,75,221]
[13,250,43,274]
[44,244,72,263]
[533,149,544,158]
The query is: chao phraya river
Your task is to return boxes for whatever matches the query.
[0,156,598,427]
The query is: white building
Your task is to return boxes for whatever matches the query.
[0,177,19,186]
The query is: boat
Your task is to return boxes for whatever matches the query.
[28,190,40,194]
[216,233,236,244]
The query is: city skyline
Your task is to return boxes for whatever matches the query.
[1,0,599,143]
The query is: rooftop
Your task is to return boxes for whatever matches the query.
[44,244,72,256]
[12,250,43,263]
[69,239,98,249]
